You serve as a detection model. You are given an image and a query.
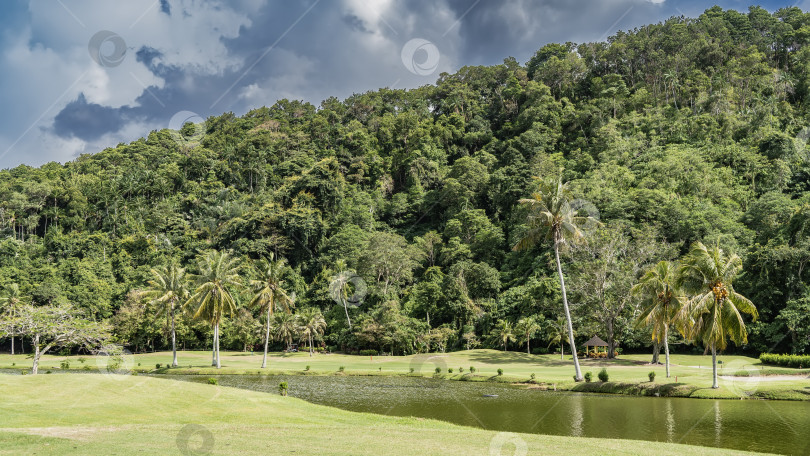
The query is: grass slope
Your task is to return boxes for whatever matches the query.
[0,374,773,455]
[2,349,809,400]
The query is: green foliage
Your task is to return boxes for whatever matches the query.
[207,378,218,385]
[598,369,609,382]
[648,371,656,382]
[497,368,503,376]
[584,372,592,382]
[759,353,810,368]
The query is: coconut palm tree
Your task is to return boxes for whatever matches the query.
[633,261,685,378]
[491,319,515,351]
[272,312,298,351]
[297,308,327,356]
[249,254,293,368]
[676,242,758,389]
[516,316,542,354]
[186,250,242,369]
[0,284,25,355]
[513,174,598,381]
[137,264,188,367]
[547,317,570,360]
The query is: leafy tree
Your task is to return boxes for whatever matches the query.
[186,250,242,369]
[491,319,515,351]
[516,315,543,354]
[249,254,293,368]
[547,317,570,360]
[514,174,598,381]
[136,264,188,367]
[0,283,26,355]
[297,307,326,356]
[676,242,758,389]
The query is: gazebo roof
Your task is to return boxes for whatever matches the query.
[582,336,608,347]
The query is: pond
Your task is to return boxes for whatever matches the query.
[157,374,810,455]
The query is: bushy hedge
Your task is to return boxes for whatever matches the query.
[358,349,378,356]
[759,353,810,368]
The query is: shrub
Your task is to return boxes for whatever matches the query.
[305,365,310,371]
[78,357,86,364]
[46,370,52,374]
[409,367,414,373]
[531,347,549,355]
[530,373,536,380]
[470,366,476,373]
[338,366,345,372]
[434,367,442,374]
[359,349,378,356]
[497,368,503,376]
[11,362,15,367]
[584,372,592,382]
[207,378,218,385]
[459,367,464,373]
[573,374,578,381]
[759,353,810,369]
[448,368,454,373]
[598,368,609,382]
[156,363,162,369]
[648,371,656,382]
[278,381,288,396]
[83,365,91,371]
[137,363,141,367]
[60,360,70,369]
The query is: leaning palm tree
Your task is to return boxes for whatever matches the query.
[547,317,570,360]
[249,254,294,368]
[491,320,516,351]
[516,316,542,354]
[676,242,758,389]
[633,261,685,378]
[136,264,188,367]
[0,284,25,355]
[513,174,598,381]
[186,250,242,369]
[297,307,327,356]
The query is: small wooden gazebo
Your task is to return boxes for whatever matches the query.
[582,336,608,357]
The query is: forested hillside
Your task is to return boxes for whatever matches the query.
[1,5,808,356]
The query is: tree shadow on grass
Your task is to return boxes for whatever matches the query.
[465,350,644,368]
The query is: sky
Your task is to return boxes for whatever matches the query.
[0,0,801,169]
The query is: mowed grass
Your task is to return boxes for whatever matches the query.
[0,374,774,455]
[2,349,808,400]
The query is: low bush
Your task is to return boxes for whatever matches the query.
[434,367,442,374]
[359,349,378,356]
[207,378,218,385]
[598,368,609,382]
[459,367,464,373]
[338,366,345,372]
[409,367,414,373]
[305,365,310,371]
[155,363,162,369]
[470,366,476,373]
[497,368,503,376]
[530,373,536,380]
[60,360,70,370]
[760,353,810,368]
[648,371,656,382]
[531,347,549,355]
[278,381,288,396]
[584,372,592,382]
[448,368,453,373]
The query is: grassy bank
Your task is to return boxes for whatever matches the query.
[0,374,773,455]
[1,349,808,400]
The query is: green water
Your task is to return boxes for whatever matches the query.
[161,374,809,455]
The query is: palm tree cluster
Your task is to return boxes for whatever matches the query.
[513,173,757,389]
[633,242,758,388]
[137,250,327,369]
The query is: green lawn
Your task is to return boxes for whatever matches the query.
[2,349,808,400]
[0,374,774,455]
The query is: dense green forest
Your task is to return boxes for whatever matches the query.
[1,5,809,358]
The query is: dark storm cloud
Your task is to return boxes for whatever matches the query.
[52,94,128,142]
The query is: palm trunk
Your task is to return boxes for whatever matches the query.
[211,327,217,366]
[10,332,14,356]
[32,334,40,375]
[711,343,718,389]
[651,341,660,364]
[170,301,178,367]
[664,325,670,378]
[561,341,564,360]
[215,323,221,369]
[527,339,530,354]
[261,307,271,368]
[343,298,352,329]
[309,334,313,356]
[555,240,582,381]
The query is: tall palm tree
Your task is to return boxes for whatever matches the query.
[547,317,570,360]
[513,174,598,381]
[297,308,327,356]
[491,320,515,351]
[676,242,758,389]
[272,312,298,351]
[137,264,188,367]
[633,261,685,378]
[249,254,293,368]
[516,316,542,354]
[0,284,25,355]
[186,250,242,369]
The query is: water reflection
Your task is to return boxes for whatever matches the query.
[570,394,583,437]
